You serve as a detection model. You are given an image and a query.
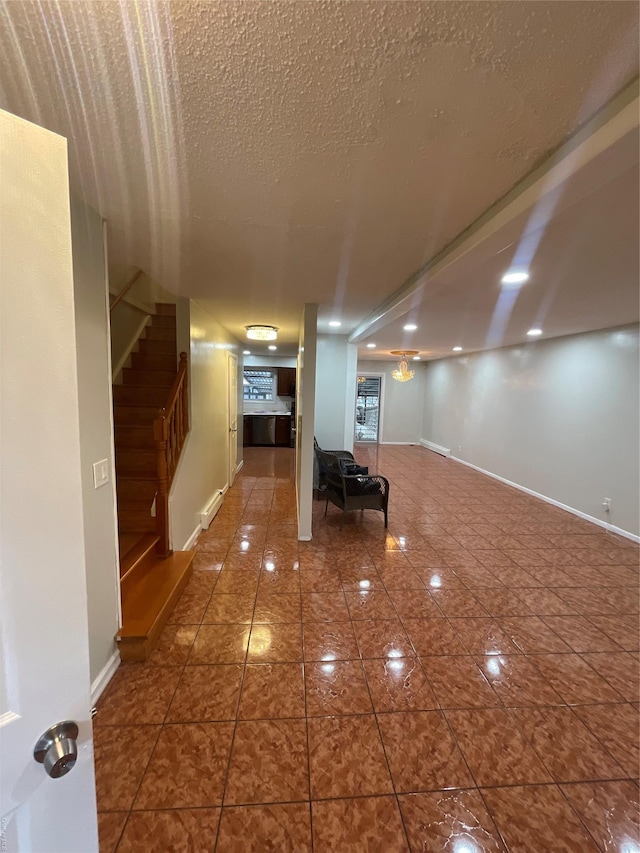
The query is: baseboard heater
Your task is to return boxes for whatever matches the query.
[200,490,224,529]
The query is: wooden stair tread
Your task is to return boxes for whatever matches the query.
[119,532,159,578]
[117,550,194,660]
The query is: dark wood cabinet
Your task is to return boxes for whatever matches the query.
[243,415,253,447]
[277,367,296,397]
[275,415,291,447]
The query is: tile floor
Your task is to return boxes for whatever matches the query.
[96,446,639,852]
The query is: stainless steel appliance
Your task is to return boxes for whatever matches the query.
[251,415,276,445]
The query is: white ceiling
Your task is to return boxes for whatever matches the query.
[0,1,638,359]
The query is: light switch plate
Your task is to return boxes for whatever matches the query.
[92,459,109,489]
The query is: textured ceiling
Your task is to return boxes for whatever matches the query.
[0,1,637,355]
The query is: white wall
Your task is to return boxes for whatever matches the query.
[169,300,243,550]
[297,304,317,540]
[422,325,640,537]
[315,335,358,452]
[71,199,120,686]
[357,360,425,444]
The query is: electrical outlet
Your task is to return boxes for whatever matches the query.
[602,497,612,512]
[93,459,109,489]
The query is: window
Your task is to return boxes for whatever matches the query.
[243,369,276,401]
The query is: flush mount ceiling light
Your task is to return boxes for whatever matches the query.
[243,350,250,355]
[245,324,278,341]
[527,327,543,336]
[403,323,418,331]
[453,346,463,352]
[390,350,418,383]
[329,320,342,327]
[501,270,529,285]
[268,344,277,350]
[366,343,376,349]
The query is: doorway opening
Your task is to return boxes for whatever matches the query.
[355,375,381,442]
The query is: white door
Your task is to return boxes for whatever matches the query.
[228,352,238,485]
[0,110,99,850]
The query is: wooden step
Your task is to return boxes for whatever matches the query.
[150,315,176,329]
[118,508,155,534]
[119,533,159,582]
[115,448,156,475]
[155,303,176,316]
[115,478,157,503]
[113,384,169,406]
[114,424,155,448]
[117,550,195,661]
[123,367,176,387]
[114,405,160,425]
[131,352,177,371]
[138,339,177,355]
[145,326,176,342]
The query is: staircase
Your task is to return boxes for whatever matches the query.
[112,303,194,661]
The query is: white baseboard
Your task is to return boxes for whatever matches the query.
[182,524,201,551]
[378,441,418,446]
[235,460,244,476]
[90,650,120,706]
[298,535,312,541]
[420,439,451,457]
[451,455,640,544]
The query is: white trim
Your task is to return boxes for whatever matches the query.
[181,524,201,552]
[420,439,451,457]
[102,221,123,630]
[111,314,151,381]
[90,649,120,705]
[379,441,419,446]
[235,459,244,476]
[451,455,640,544]
[298,535,312,541]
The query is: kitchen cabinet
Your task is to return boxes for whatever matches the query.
[277,367,296,397]
[243,415,253,447]
[275,415,291,447]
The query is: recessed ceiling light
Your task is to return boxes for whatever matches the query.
[412,356,421,361]
[366,343,376,349]
[527,328,542,336]
[403,323,418,331]
[329,320,341,327]
[501,270,529,285]
[453,346,463,352]
[243,350,250,355]
[268,344,277,350]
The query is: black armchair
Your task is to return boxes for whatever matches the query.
[316,448,389,528]
[314,438,362,492]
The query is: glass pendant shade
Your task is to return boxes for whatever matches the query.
[390,351,418,382]
[245,325,278,341]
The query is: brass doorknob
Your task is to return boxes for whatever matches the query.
[33,721,79,779]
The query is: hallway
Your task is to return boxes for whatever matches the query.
[95,446,639,852]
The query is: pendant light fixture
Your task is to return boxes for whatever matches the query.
[390,350,418,383]
[245,325,278,341]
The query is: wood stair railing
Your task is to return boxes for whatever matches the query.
[154,351,189,555]
[113,303,195,662]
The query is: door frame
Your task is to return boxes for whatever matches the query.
[227,351,239,486]
[354,371,385,444]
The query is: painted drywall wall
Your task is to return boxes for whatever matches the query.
[422,325,640,537]
[297,304,317,540]
[357,360,425,444]
[315,335,358,453]
[169,300,243,550]
[110,299,149,379]
[71,198,120,686]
